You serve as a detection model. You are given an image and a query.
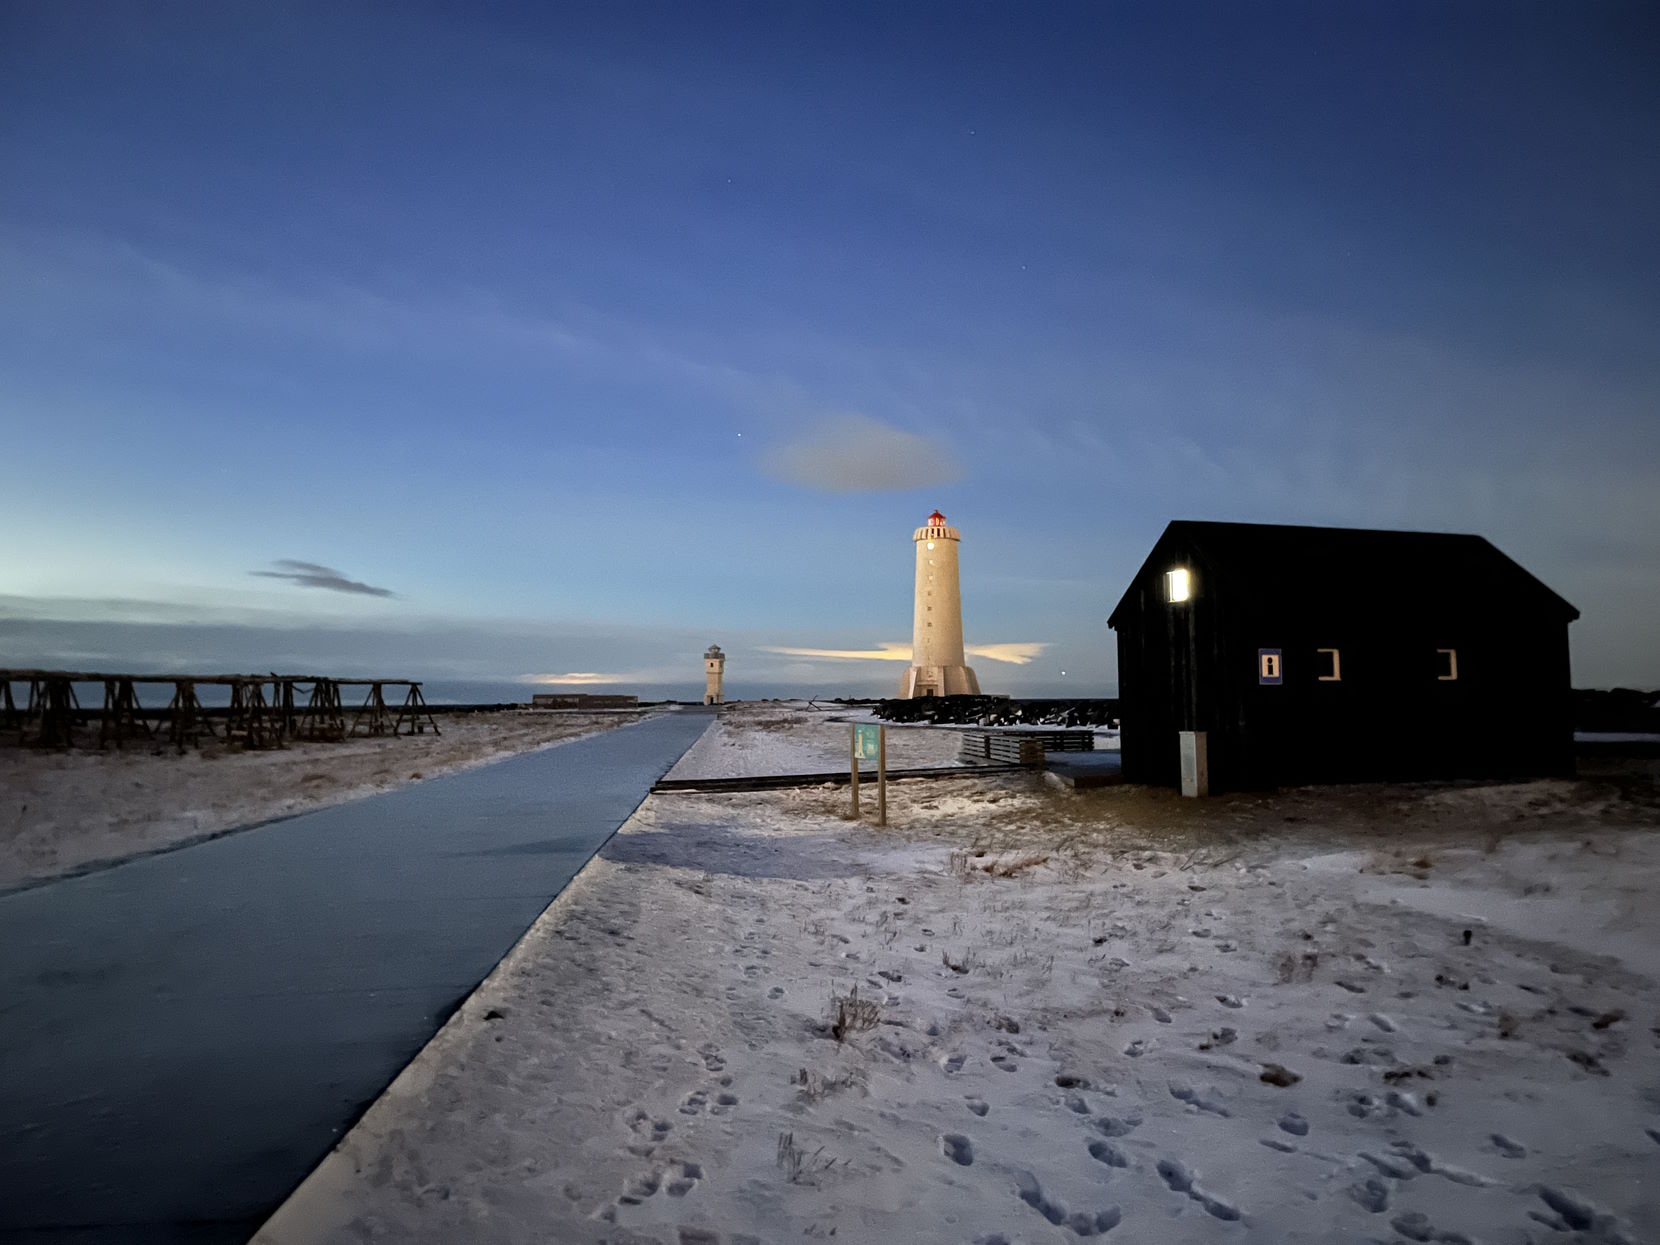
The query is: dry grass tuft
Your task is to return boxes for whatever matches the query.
[777,1131,839,1184]
[828,984,881,1042]
[795,1066,863,1102]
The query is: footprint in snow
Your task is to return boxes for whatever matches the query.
[1169,1081,1231,1117]
[665,1160,703,1197]
[1278,1112,1309,1136]
[1349,1177,1389,1213]
[1092,1113,1142,1138]
[1391,1211,1472,1243]
[709,1092,739,1116]
[1015,1172,1121,1237]
[1156,1158,1242,1222]
[941,1133,974,1166]
[1216,994,1244,1009]
[619,1165,663,1205]
[1157,1158,1192,1193]
[1533,1184,1620,1236]
[1087,1139,1129,1168]
[966,1097,989,1117]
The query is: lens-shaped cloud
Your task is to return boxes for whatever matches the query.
[250,559,394,597]
[760,414,963,493]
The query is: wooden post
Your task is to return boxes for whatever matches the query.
[168,679,213,751]
[849,723,860,819]
[393,682,440,736]
[876,724,887,827]
[101,677,150,749]
[277,678,296,740]
[0,678,17,741]
[36,676,78,749]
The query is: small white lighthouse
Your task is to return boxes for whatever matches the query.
[898,509,980,698]
[703,644,726,705]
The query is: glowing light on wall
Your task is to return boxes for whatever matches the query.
[1165,567,1192,603]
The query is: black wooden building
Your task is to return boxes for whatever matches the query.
[1107,521,1579,791]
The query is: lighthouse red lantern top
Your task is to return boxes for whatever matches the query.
[914,509,960,543]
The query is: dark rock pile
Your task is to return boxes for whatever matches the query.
[1574,688,1660,733]
[875,696,1119,727]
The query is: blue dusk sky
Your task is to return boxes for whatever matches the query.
[2,2,1657,697]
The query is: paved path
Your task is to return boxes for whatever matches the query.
[0,710,713,1244]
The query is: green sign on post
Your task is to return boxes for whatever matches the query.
[849,722,888,827]
[853,723,881,761]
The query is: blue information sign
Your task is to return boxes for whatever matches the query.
[1258,649,1283,685]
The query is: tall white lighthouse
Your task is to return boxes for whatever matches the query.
[898,509,980,698]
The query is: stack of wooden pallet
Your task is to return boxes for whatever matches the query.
[958,728,1095,766]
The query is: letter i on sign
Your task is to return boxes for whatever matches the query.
[1258,649,1283,685]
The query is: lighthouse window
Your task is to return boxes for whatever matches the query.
[1437,648,1458,681]
[1316,648,1341,681]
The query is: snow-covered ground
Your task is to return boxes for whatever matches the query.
[665,702,966,779]
[663,702,1117,780]
[258,712,1660,1244]
[0,710,639,889]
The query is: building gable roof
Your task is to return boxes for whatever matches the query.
[1107,520,1580,628]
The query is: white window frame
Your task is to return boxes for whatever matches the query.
[1437,648,1458,681]
[1316,647,1341,682]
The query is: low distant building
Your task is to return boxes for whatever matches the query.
[1107,521,1579,792]
[704,644,725,705]
[529,692,639,710]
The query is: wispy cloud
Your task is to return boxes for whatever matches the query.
[250,560,395,597]
[760,413,963,493]
[966,642,1047,665]
[522,671,625,685]
[763,641,1045,666]
[765,642,913,662]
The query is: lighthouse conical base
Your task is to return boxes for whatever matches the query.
[898,664,980,698]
